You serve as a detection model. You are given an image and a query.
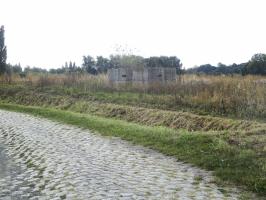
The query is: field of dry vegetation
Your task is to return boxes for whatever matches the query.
[1,73,265,120]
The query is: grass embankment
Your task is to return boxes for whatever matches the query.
[1,73,266,120]
[1,84,266,150]
[0,103,265,196]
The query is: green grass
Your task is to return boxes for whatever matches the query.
[0,102,265,196]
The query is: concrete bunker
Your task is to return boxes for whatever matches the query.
[108,67,176,83]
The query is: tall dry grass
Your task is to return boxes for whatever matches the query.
[1,73,266,119]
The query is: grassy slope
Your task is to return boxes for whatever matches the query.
[1,84,266,121]
[0,103,265,196]
[1,85,266,132]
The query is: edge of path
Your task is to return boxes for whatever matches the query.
[0,102,265,198]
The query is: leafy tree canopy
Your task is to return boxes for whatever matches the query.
[244,53,266,75]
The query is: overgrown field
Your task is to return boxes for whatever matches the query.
[0,74,266,196]
[1,73,266,119]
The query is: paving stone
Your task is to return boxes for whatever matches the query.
[0,110,243,199]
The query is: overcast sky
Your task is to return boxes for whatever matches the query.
[1,0,266,69]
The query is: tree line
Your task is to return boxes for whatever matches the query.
[3,55,182,76]
[186,55,266,76]
[27,54,266,76]
[49,55,183,75]
[1,25,266,76]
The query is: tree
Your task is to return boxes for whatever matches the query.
[186,62,247,75]
[64,62,68,68]
[110,54,145,69]
[244,53,266,75]
[168,56,182,74]
[11,63,22,74]
[96,56,111,73]
[73,62,76,69]
[0,26,7,74]
[82,55,97,74]
[24,66,47,74]
[69,61,74,73]
[186,64,216,74]
[145,56,182,74]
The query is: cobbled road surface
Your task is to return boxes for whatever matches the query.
[0,110,241,200]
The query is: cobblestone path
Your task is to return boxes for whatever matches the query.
[0,110,241,199]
